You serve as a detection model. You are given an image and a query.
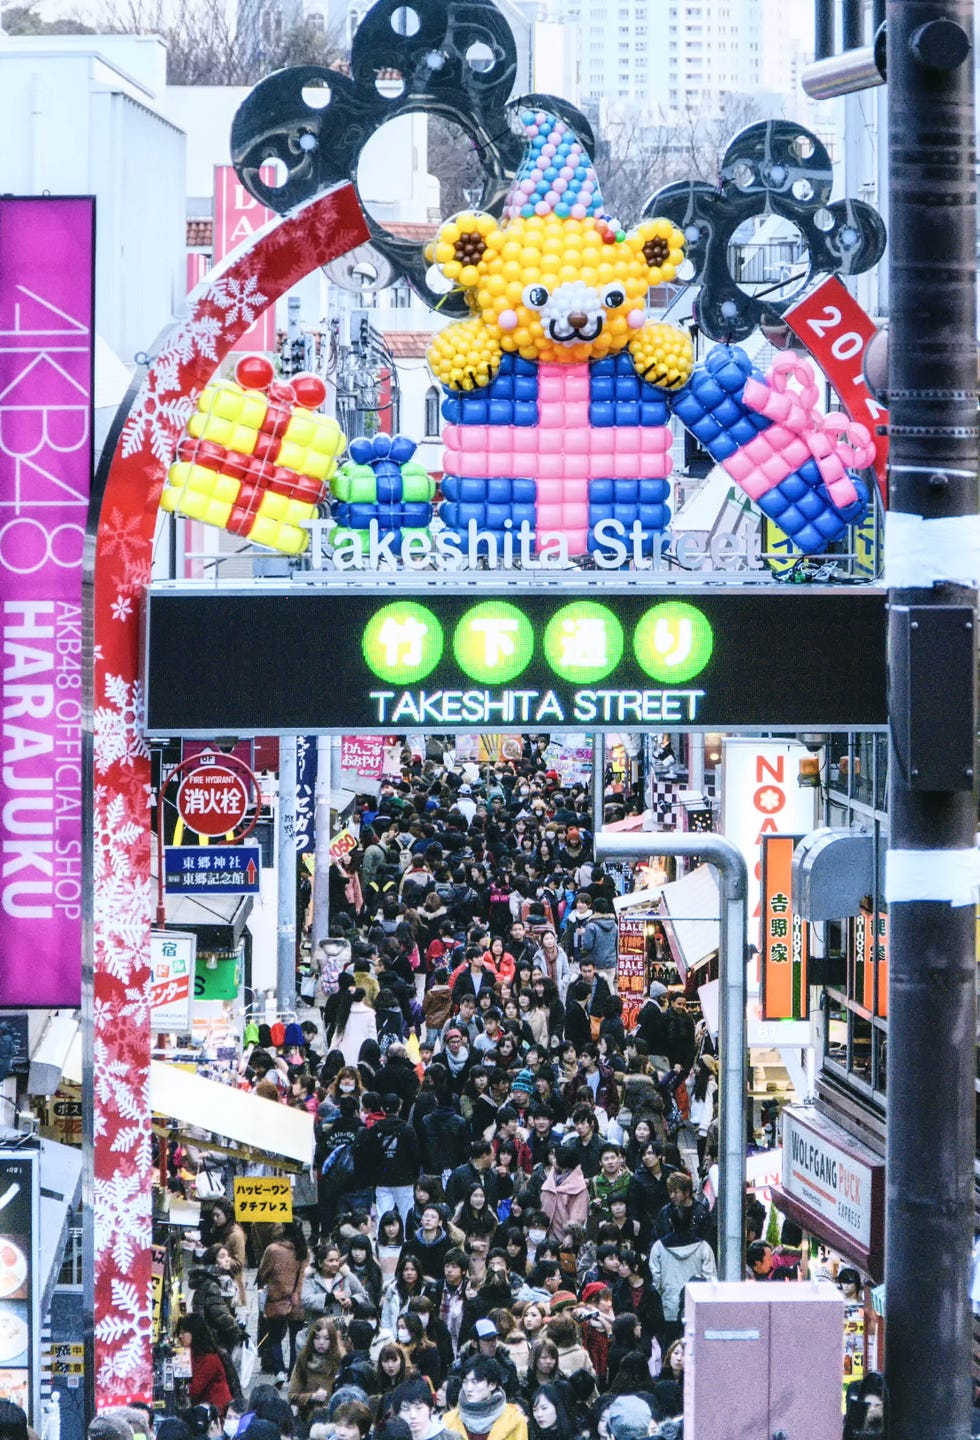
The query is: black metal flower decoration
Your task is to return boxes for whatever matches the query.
[645,120,886,343]
[229,0,593,317]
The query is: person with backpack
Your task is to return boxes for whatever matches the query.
[578,898,619,977]
[357,1092,420,1223]
[400,855,435,909]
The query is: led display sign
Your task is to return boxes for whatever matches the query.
[142,585,887,736]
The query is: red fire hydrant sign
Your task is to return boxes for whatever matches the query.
[177,764,249,837]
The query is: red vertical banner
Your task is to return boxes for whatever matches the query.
[760,834,809,1020]
[616,915,648,1027]
[212,166,276,352]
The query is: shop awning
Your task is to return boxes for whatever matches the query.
[658,863,720,975]
[149,1061,314,1167]
[38,1137,83,1313]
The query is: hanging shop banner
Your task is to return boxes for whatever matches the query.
[760,834,809,1021]
[720,739,818,954]
[143,586,888,736]
[213,166,275,352]
[295,735,317,852]
[341,735,386,778]
[150,930,196,1033]
[850,906,889,1020]
[616,915,648,1025]
[0,196,95,1007]
[0,1149,40,1421]
[233,1175,292,1222]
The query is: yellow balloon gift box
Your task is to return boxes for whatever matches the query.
[160,357,344,555]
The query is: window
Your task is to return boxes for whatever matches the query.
[424,386,441,437]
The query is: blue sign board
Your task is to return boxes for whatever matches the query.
[164,845,261,894]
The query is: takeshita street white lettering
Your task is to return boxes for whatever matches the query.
[369,688,706,725]
[307,517,762,573]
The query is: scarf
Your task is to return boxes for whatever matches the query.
[457,1387,507,1435]
[445,1043,470,1076]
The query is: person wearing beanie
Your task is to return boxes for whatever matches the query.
[547,1291,578,1315]
[443,1355,528,1440]
[88,1419,133,1440]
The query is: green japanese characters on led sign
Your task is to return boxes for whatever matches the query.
[633,601,714,683]
[362,600,443,683]
[452,600,535,683]
[361,598,715,689]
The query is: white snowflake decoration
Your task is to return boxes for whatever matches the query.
[206,273,269,326]
[94,675,150,773]
[160,313,224,365]
[120,356,193,466]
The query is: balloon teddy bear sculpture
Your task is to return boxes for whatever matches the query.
[426,109,871,558]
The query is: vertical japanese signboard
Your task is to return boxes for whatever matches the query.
[0,1150,39,1421]
[851,906,889,1019]
[760,834,809,1020]
[616,914,648,1026]
[213,167,275,352]
[150,931,196,1032]
[0,197,94,1006]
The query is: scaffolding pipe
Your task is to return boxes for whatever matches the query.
[594,831,748,1282]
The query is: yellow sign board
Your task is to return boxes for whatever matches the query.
[233,1175,292,1222]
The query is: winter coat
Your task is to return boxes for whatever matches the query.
[556,1341,595,1377]
[331,1000,377,1067]
[423,984,454,1030]
[579,915,618,971]
[563,1062,620,1118]
[402,1226,453,1281]
[563,1001,592,1052]
[209,1221,247,1306]
[356,1115,420,1186]
[531,944,570,1000]
[189,1270,241,1352]
[540,1164,589,1239]
[420,1106,471,1173]
[648,1236,717,1320]
[258,1240,306,1321]
[300,1265,369,1322]
[381,1054,422,1114]
[443,1400,528,1440]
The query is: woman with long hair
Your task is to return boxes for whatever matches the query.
[201,1201,247,1308]
[287,1318,346,1423]
[520,1302,547,1347]
[381,1251,426,1335]
[326,1066,364,1107]
[377,1209,406,1279]
[529,1383,578,1440]
[394,1309,443,1388]
[344,1232,384,1309]
[523,1338,562,1403]
[330,986,377,1067]
[450,1184,500,1244]
[460,1068,498,1140]
[375,1342,411,1398]
[175,1313,236,1412]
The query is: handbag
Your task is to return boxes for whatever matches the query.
[300,973,317,1002]
[590,1015,602,1042]
[237,1334,257,1389]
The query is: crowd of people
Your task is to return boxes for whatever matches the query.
[155,740,862,1440]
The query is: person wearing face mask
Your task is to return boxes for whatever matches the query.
[395,1310,443,1388]
[647,1185,717,1345]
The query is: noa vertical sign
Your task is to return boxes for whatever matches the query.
[0,197,94,1006]
[213,166,276,352]
[720,739,818,956]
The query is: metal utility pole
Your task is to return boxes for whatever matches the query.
[885,5,977,1438]
[595,832,748,1282]
[276,737,297,1011]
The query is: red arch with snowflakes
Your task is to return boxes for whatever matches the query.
[86,182,369,1405]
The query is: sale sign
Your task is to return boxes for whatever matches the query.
[0,197,94,1006]
[213,166,276,352]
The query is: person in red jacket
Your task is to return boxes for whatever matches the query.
[176,1313,235,1412]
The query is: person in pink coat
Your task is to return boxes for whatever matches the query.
[540,1145,589,1242]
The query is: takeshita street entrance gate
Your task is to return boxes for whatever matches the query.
[85,0,890,1404]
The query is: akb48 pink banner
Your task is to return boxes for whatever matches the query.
[0,197,94,1005]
